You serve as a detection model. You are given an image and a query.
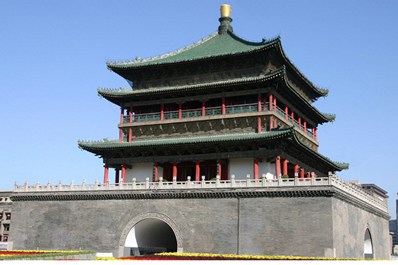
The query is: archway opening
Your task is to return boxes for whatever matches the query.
[124,218,177,256]
[364,228,374,259]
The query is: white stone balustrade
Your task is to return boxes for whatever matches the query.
[14,174,387,212]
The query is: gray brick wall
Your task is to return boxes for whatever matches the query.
[9,191,390,258]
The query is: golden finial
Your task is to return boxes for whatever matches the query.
[220,4,231,18]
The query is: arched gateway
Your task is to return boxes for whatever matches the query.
[118,213,182,257]
[364,228,374,259]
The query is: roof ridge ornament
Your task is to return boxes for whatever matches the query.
[218,4,233,34]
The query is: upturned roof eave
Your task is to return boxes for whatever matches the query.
[78,129,293,154]
[290,130,348,171]
[78,128,347,172]
[98,67,285,99]
[98,67,335,124]
[275,41,329,100]
[279,74,335,124]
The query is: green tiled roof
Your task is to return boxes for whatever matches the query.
[78,128,348,171]
[98,66,335,123]
[79,129,292,150]
[98,67,285,98]
[107,32,277,69]
[106,30,327,100]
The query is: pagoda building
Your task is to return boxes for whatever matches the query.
[10,4,390,259]
[79,4,347,184]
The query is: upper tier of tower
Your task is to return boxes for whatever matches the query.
[106,4,328,104]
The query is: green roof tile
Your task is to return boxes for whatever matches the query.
[78,128,347,171]
[107,32,278,69]
[78,129,292,149]
[98,66,335,124]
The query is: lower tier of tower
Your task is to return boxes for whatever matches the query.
[104,157,315,184]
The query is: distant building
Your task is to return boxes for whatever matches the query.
[390,197,398,254]
[8,4,390,259]
[0,192,12,250]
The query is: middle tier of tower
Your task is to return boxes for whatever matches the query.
[117,91,319,151]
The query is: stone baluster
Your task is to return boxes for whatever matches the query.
[216,175,220,187]
[246,174,251,187]
[132,178,136,189]
[145,177,150,189]
[278,177,282,186]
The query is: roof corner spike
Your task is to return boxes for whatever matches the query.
[218,4,233,34]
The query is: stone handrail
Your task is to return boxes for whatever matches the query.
[14,174,387,212]
[328,173,387,212]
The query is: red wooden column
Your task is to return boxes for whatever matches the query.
[294,164,299,177]
[253,158,259,180]
[103,165,109,184]
[160,104,164,120]
[115,168,120,184]
[172,162,178,178]
[202,101,206,117]
[178,103,182,119]
[306,172,311,179]
[275,156,281,178]
[119,107,124,142]
[300,168,305,179]
[312,128,316,140]
[121,164,126,183]
[291,112,294,123]
[282,159,289,176]
[221,97,226,115]
[129,108,133,122]
[257,116,262,133]
[298,117,302,129]
[128,128,133,143]
[268,94,273,111]
[128,130,132,142]
[304,121,307,132]
[153,163,159,182]
[285,106,289,121]
[195,161,201,182]
[257,93,262,111]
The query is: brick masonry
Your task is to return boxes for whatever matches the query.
[8,187,390,258]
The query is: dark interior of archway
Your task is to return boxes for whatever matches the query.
[134,218,177,255]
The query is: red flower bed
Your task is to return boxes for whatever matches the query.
[0,251,43,255]
[0,250,94,260]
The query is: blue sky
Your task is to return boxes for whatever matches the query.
[1,0,397,216]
